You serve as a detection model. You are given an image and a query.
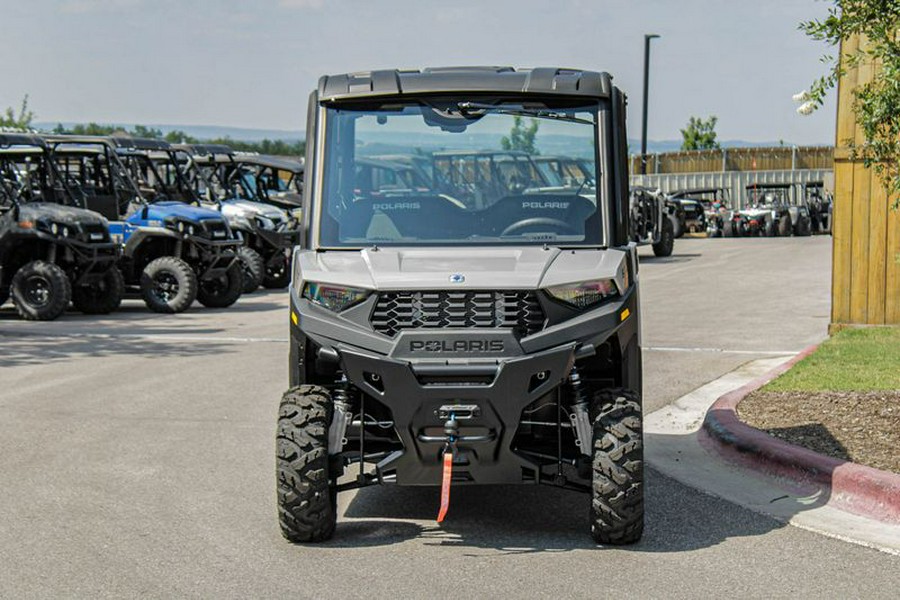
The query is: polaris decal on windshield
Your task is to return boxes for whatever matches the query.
[373,202,421,211]
[522,201,568,210]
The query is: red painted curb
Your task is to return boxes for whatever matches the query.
[701,344,900,525]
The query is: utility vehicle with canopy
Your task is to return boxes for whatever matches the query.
[277,66,643,544]
[0,133,120,320]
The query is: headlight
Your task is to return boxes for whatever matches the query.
[51,223,59,235]
[546,279,619,309]
[255,215,276,230]
[187,224,196,236]
[177,221,185,232]
[302,282,370,312]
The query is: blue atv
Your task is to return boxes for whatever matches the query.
[46,135,244,313]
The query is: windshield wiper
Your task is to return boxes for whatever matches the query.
[456,102,594,125]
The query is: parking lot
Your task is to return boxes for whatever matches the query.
[2,236,897,598]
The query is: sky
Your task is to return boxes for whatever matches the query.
[2,0,838,145]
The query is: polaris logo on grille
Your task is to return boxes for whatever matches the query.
[449,273,465,283]
[212,230,226,238]
[89,233,104,241]
[409,340,505,353]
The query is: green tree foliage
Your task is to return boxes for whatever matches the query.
[1,95,35,130]
[500,116,539,154]
[51,123,304,157]
[801,0,900,207]
[680,115,720,150]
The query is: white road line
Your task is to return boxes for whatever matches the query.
[644,345,799,356]
[0,331,287,343]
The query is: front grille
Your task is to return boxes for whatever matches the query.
[371,291,546,338]
[202,219,230,239]
[79,223,108,243]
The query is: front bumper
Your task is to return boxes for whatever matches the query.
[290,286,639,486]
[340,342,578,485]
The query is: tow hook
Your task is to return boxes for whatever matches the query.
[437,413,458,523]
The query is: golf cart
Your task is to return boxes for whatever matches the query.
[669,188,732,237]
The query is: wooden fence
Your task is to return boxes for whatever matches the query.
[630,146,833,175]
[831,35,900,328]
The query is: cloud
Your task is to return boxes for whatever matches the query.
[59,0,144,13]
[278,0,325,8]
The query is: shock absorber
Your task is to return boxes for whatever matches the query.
[329,375,353,455]
[568,366,593,456]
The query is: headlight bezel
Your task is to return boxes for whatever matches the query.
[545,278,620,310]
[302,282,370,313]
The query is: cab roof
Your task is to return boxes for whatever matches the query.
[318,66,612,102]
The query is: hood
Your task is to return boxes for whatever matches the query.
[137,200,225,223]
[296,246,627,291]
[219,199,288,221]
[16,202,108,227]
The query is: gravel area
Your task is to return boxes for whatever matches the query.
[739,390,900,474]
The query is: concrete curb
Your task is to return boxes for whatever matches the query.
[701,344,900,525]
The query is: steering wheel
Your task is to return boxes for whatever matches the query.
[501,217,577,237]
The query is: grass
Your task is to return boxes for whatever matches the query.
[764,326,900,392]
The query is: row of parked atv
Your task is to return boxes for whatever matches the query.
[0,133,303,320]
[664,184,833,239]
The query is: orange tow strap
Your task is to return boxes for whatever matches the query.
[437,447,453,523]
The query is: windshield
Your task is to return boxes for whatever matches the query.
[318,101,602,247]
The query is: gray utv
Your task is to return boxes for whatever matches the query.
[278,67,643,544]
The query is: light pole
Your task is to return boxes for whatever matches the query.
[641,33,660,175]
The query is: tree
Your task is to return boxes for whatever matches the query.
[500,116,539,154]
[680,115,720,150]
[800,0,900,207]
[1,95,35,130]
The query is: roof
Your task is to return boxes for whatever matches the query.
[174,143,235,157]
[318,67,612,102]
[108,136,173,152]
[0,133,46,148]
[231,154,303,172]
[671,188,727,196]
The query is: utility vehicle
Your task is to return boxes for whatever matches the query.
[278,66,643,544]
[669,188,732,237]
[0,133,120,320]
[744,183,810,237]
[630,186,674,256]
[176,144,301,291]
[46,136,244,312]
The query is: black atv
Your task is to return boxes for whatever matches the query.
[0,134,120,320]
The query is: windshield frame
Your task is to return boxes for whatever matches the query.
[311,97,608,250]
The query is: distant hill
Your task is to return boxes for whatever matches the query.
[34,122,304,143]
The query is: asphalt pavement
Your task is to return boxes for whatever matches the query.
[2,236,897,598]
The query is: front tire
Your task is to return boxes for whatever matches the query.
[652,217,674,257]
[72,267,125,314]
[590,389,644,545]
[277,385,337,543]
[10,260,71,321]
[263,260,292,289]
[140,256,198,314]
[237,247,265,294]
[778,216,792,237]
[197,260,244,308]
